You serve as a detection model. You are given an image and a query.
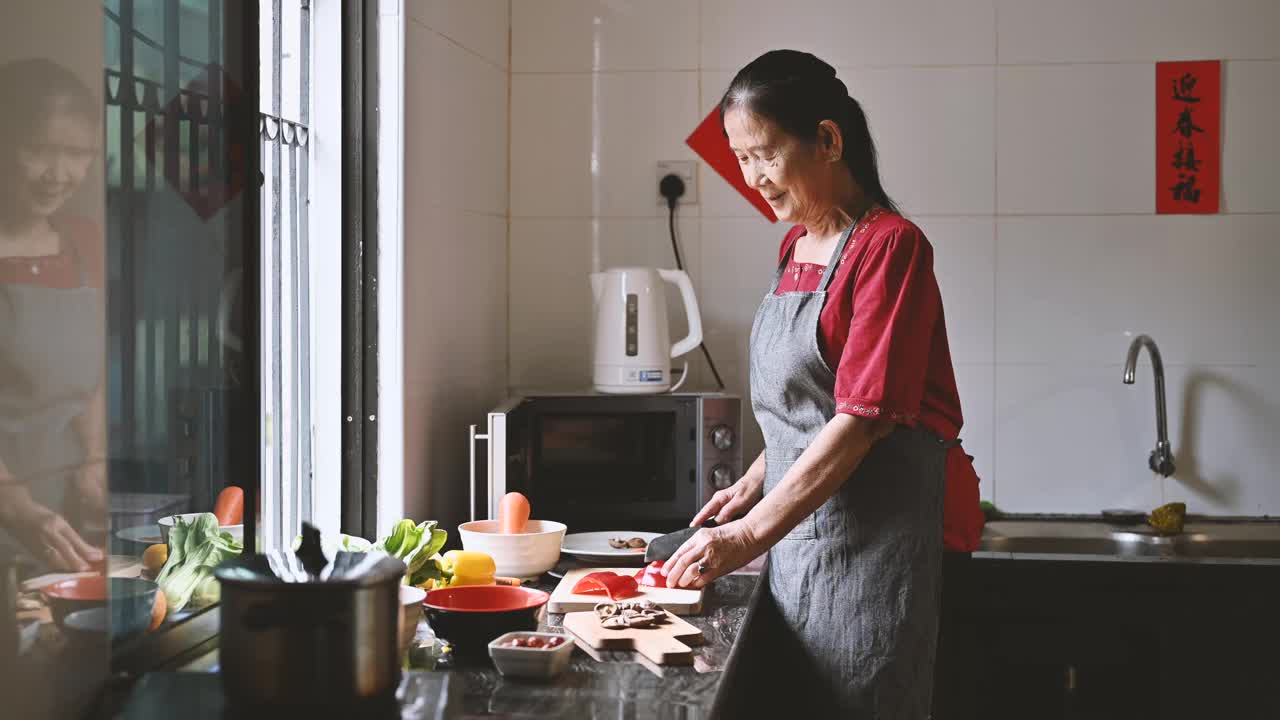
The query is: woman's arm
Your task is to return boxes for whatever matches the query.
[664,415,894,588]
[741,413,893,548]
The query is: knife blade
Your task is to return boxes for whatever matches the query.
[644,520,717,563]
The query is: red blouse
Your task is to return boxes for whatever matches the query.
[0,216,103,289]
[774,208,983,551]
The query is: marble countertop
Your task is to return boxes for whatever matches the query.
[119,573,760,720]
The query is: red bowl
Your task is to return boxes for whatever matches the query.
[425,585,549,613]
[43,575,107,602]
[424,585,549,657]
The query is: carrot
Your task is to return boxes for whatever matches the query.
[149,591,166,632]
[213,486,244,526]
[498,492,530,534]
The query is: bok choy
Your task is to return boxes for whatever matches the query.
[155,512,243,612]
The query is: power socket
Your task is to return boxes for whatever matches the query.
[656,161,696,206]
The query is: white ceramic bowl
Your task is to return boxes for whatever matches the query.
[488,631,575,680]
[398,584,427,657]
[158,513,244,546]
[457,519,566,579]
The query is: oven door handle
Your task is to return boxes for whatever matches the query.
[469,424,490,523]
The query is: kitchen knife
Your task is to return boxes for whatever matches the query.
[644,520,717,563]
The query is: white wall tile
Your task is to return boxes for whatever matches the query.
[509,216,702,390]
[1222,61,1280,213]
[406,21,508,215]
[997,64,1154,214]
[994,363,1165,514]
[1161,365,1280,516]
[914,217,995,364]
[996,215,1280,367]
[844,67,996,215]
[700,0,996,72]
[402,209,508,525]
[510,71,700,218]
[953,363,995,499]
[408,0,510,69]
[997,0,1280,65]
[512,0,697,72]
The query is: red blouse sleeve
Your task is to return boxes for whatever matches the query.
[834,223,940,424]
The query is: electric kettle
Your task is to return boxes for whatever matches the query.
[590,267,703,394]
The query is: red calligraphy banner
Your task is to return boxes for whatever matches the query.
[1156,60,1220,214]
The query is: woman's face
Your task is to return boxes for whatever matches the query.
[724,107,835,225]
[10,97,96,220]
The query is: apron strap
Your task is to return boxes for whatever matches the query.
[815,222,856,293]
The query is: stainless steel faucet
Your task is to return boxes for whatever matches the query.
[1122,334,1176,477]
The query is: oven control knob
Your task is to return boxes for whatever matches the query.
[710,425,735,451]
[710,464,735,490]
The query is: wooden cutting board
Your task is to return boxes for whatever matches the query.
[547,567,703,615]
[562,609,704,665]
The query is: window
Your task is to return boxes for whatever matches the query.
[100,0,338,666]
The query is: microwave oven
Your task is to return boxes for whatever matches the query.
[470,392,742,534]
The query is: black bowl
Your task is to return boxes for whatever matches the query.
[424,585,549,658]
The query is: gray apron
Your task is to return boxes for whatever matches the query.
[0,239,104,554]
[724,218,948,718]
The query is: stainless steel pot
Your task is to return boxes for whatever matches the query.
[214,524,405,714]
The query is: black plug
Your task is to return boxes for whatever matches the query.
[659,173,686,209]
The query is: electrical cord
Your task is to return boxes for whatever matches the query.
[664,187,726,391]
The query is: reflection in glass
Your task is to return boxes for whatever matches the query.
[104,0,252,644]
[0,20,111,715]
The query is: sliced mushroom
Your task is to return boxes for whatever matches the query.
[626,537,648,548]
[594,602,618,618]
[607,537,629,549]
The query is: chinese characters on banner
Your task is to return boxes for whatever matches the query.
[1156,60,1221,214]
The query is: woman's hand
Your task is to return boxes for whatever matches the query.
[1,484,102,571]
[691,471,764,526]
[661,520,765,590]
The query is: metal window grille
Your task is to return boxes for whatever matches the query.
[259,0,312,551]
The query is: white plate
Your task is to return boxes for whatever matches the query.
[560,531,662,563]
[115,524,164,547]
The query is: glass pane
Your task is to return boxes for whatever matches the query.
[101,0,257,655]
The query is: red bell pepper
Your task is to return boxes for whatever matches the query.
[571,571,639,600]
[633,561,667,588]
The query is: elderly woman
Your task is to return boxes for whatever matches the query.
[663,50,982,715]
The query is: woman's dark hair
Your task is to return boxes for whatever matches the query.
[720,50,898,214]
[0,58,98,152]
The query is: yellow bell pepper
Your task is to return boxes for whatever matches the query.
[440,550,495,587]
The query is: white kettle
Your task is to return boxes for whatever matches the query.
[590,267,703,394]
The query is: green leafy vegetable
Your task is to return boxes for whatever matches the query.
[156,512,243,612]
[318,518,451,587]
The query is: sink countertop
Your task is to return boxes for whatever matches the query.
[976,517,1280,566]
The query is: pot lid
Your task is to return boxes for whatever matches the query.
[214,523,405,587]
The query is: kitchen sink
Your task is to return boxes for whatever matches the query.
[979,520,1280,562]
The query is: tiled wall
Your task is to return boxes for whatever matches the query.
[505,0,1280,516]
[402,1,510,528]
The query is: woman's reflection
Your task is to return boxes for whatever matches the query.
[0,58,105,572]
